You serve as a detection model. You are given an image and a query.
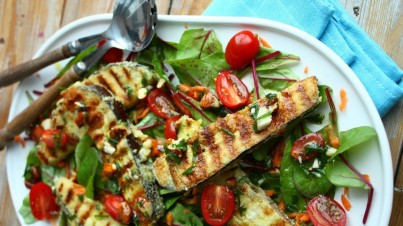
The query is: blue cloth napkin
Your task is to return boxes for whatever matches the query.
[203,0,403,117]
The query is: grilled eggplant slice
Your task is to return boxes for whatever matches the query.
[37,62,157,165]
[55,177,124,226]
[153,76,320,191]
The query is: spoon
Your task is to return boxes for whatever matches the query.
[0,0,157,88]
[0,0,157,149]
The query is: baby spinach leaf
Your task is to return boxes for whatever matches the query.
[331,126,377,158]
[176,29,223,60]
[325,158,370,189]
[85,174,96,199]
[279,139,307,212]
[41,164,66,187]
[75,134,93,169]
[169,203,203,226]
[163,193,182,210]
[76,147,98,192]
[18,195,36,224]
[292,163,333,199]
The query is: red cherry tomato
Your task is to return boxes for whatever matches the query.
[98,39,123,63]
[307,195,347,226]
[41,129,68,149]
[31,125,44,143]
[216,71,250,109]
[104,194,132,224]
[164,115,182,140]
[201,185,235,226]
[29,182,59,220]
[172,92,191,116]
[225,30,260,70]
[147,89,178,119]
[291,132,325,161]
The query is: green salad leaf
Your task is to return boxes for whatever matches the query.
[169,203,204,226]
[325,158,370,189]
[331,126,377,158]
[279,139,307,212]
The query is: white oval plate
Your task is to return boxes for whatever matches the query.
[6,15,392,226]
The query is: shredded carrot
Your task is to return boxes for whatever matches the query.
[56,161,66,168]
[363,174,371,183]
[150,139,160,157]
[304,65,309,74]
[103,163,116,177]
[182,196,198,205]
[344,187,349,194]
[134,106,150,123]
[166,212,173,226]
[73,183,86,195]
[65,163,71,179]
[288,213,310,226]
[265,190,276,197]
[259,36,272,48]
[338,88,348,111]
[278,199,285,211]
[139,107,150,119]
[70,171,77,182]
[13,135,25,148]
[178,84,208,100]
[341,193,352,211]
[326,126,340,148]
[272,140,285,168]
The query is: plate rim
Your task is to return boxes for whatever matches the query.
[6,14,393,226]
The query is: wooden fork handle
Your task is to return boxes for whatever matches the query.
[0,67,81,150]
[0,44,74,88]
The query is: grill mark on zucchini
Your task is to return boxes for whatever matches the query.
[80,203,94,224]
[65,187,74,205]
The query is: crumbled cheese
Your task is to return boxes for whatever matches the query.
[41,118,53,130]
[326,146,337,156]
[256,107,272,131]
[74,101,85,109]
[138,88,148,99]
[156,78,166,88]
[103,141,116,154]
[312,158,320,169]
[139,147,151,162]
[143,139,152,149]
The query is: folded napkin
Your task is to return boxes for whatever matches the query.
[203,0,403,117]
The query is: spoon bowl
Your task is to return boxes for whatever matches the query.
[0,0,157,87]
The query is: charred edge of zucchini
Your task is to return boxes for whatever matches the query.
[87,84,165,220]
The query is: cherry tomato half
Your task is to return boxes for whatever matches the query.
[225,30,260,70]
[216,71,250,109]
[147,89,179,119]
[104,194,132,224]
[98,39,123,63]
[31,125,44,143]
[291,132,325,161]
[164,115,182,140]
[29,182,59,220]
[41,129,69,149]
[201,185,235,226]
[307,195,347,226]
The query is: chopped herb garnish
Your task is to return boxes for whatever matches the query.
[172,140,188,152]
[107,137,118,146]
[221,128,235,137]
[182,141,199,175]
[266,93,277,101]
[124,85,134,97]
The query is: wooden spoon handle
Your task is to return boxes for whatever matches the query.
[0,67,81,149]
[0,44,74,88]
